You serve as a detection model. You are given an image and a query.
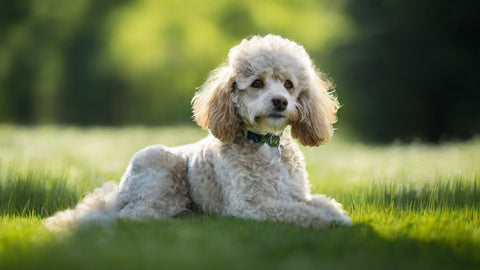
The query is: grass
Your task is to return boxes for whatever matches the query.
[0,125,479,269]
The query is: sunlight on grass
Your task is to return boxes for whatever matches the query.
[0,163,84,217]
[0,125,479,269]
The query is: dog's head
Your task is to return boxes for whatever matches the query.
[192,35,339,147]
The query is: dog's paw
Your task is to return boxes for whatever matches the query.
[307,208,352,229]
[331,214,352,227]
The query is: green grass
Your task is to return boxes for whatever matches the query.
[1,125,479,269]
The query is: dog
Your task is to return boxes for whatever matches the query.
[46,35,352,231]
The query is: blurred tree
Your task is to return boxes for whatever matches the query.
[329,0,480,142]
[0,0,349,127]
[58,1,132,125]
[0,0,133,124]
[0,0,34,123]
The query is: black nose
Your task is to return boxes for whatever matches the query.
[272,96,288,111]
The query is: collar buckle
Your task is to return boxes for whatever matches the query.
[245,131,281,147]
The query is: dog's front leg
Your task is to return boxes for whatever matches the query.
[229,199,350,228]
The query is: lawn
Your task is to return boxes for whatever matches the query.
[0,125,479,269]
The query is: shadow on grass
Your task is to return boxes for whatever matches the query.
[1,168,479,269]
[2,217,479,270]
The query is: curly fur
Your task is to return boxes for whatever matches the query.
[45,35,351,231]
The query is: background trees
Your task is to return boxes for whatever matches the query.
[1,0,478,142]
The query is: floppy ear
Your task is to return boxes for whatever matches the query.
[192,65,239,142]
[291,70,340,147]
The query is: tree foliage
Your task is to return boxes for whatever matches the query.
[1,0,478,142]
[0,0,348,125]
[329,0,480,142]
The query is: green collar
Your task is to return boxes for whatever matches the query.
[245,131,281,147]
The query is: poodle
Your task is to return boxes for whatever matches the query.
[45,35,352,231]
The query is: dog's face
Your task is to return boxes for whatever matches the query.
[233,66,303,135]
[193,35,339,147]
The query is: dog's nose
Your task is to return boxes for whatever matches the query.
[272,96,288,111]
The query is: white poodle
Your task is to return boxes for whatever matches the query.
[46,35,352,231]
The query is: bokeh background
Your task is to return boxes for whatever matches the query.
[1,0,478,143]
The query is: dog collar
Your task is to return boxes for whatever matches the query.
[244,131,281,147]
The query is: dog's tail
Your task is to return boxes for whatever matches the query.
[45,181,119,232]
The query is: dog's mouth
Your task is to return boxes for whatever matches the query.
[267,113,285,119]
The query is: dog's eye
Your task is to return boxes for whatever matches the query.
[284,80,294,89]
[251,79,264,89]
